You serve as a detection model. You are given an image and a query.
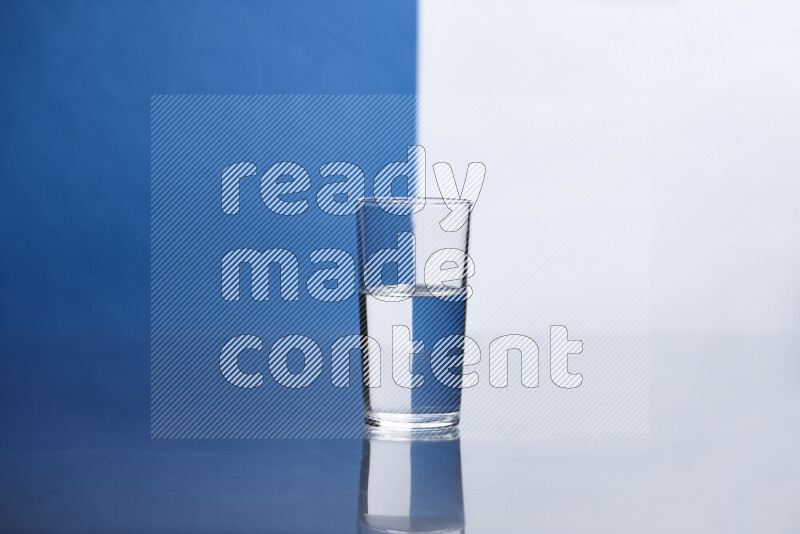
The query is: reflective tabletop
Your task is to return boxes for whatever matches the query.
[1,334,798,533]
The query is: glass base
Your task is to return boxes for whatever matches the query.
[365,411,460,430]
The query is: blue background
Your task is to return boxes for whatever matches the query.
[0,1,416,531]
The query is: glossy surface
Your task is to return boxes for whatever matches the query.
[2,335,797,532]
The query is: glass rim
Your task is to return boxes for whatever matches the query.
[358,196,472,207]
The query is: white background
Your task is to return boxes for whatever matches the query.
[418,1,800,530]
[419,0,800,336]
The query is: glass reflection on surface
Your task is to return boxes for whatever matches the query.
[358,426,465,534]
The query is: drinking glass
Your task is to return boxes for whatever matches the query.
[357,197,472,430]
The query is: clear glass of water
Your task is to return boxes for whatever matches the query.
[357,197,472,430]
